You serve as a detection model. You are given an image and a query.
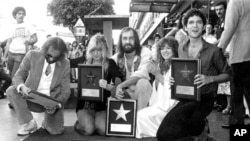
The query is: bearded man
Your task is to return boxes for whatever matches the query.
[111,27,153,111]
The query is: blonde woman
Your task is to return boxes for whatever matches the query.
[74,33,123,135]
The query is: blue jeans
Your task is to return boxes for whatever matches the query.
[7,52,25,78]
[75,109,106,135]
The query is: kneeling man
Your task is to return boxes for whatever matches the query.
[7,37,70,136]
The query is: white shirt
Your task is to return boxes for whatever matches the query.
[136,69,178,138]
[17,60,55,96]
[9,22,36,54]
[203,34,218,44]
[111,47,152,80]
[36,60,56,96]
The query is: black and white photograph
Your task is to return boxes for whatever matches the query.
[1,0,249,141]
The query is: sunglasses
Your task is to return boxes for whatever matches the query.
[46,53,60,61]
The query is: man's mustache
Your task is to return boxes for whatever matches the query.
[124,44,133,47]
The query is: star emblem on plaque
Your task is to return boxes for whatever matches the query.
[113,104,131,122]
[171,58,201,101]
[78,64,103,102]
[85,71,97,86]
[179,64,194,82]
[106,98,137,137]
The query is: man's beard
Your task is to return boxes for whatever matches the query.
[122,43,136,53]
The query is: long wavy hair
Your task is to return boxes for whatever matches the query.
[116,27,141,58]
[41,37,68,61]
[86,33,109,72]
[155,37,179,74]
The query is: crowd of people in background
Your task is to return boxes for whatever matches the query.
[150,1,249,122]
[68,40,86,82]
[1,0,250,141]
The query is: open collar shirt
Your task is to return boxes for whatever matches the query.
[178,39,230,95]
[111,47,152,81]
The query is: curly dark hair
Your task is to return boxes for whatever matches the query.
[183,8,207,27]
[215,1,227,9]
[12,7,26,19]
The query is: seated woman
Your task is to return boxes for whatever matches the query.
[74,33,123,135]
[136,37,179,138]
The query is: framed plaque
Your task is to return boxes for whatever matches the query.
[171,58,201,101]
[25,90,62,114]
[106,98,137,137]
[78,64,103,102]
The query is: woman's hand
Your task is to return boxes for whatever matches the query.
[194,74,213,88]
[169,76,175,86]
[99,79,107,89]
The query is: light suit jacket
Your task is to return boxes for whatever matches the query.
[13,50,71,104]
[219,0,250,64]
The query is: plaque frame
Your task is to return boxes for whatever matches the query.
[25,90,62,113]
[106,98,137,137]
[78,64,104,102]
[171,58,201,101]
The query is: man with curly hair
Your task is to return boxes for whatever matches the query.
[3,6,37,78]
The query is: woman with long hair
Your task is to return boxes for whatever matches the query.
[136,37,179,138]
[74,33,123,135]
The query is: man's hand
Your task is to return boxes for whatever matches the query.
[115,84,124,99]
[155,73,164,87]
[24,40,30,46]
[46,107,57,114]
[46,103,62,114]
[20,85,31,96]
[194,74,213,88]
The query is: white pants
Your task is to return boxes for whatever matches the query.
[126,79,152,111]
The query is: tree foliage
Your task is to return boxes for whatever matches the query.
[47,0,115,28]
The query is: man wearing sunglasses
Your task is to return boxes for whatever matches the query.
[6,37,70,136]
